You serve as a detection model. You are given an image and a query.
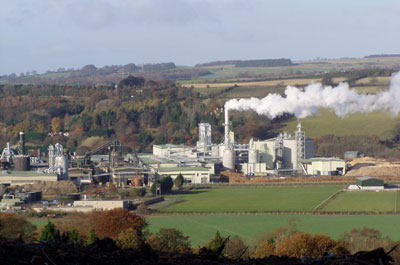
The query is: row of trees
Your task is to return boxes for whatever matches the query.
[2,211,399,262]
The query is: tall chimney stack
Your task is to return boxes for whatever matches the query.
[19,131,25,155]
[224,108,230,146]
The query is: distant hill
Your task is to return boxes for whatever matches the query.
[364,54,400,58]
[196,58,293,67]
[0,62,212,86]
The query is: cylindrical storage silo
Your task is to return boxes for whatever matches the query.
[55,155,68,176]
[14,155,30,171]
[223,148,235,170]
[249,149,259,164]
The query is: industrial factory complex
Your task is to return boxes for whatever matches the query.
[0,108,347,188]
[141,108,345,183]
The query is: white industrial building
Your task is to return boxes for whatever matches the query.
[301,157,346,176]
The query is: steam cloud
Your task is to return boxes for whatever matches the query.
[225,71,400,119]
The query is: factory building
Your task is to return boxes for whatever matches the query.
[301,157,346,176]
[157,167,210,184]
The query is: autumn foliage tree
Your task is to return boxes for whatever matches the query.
[51,117,63,133]
[341,227,394,254]
[92,209,147,241]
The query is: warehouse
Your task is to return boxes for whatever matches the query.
[356,176,384,190]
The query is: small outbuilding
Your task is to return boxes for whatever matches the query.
[356,176,384,190]
[344,151,364,160]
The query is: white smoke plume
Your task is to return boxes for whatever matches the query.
[225,71,400,119]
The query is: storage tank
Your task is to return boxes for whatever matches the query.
[222,147,235,170]
[14,155,30,171]
[55,155,68,177]
[249,149,259,164]
[133,177,143,187]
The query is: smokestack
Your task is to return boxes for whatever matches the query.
[224,108,230,146]
[19,131,25,155]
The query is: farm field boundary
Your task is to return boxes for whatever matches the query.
[313,189,345,211]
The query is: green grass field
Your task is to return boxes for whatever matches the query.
[161,185,343,212]
[281,109,399,138]
[148,214,400,246]
[29,218,49,229]
[322,191,398,212]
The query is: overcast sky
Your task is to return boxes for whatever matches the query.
[1,0,400,75]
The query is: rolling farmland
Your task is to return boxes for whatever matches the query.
[149,185,400,246]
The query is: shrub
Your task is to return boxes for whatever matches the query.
[251,235,275,258]
[0,213,37,242]
[223,235,249,260]
[208,231,226,252]
[67,229,82,244]
[147,228,191,254]
[130,188,146,197]
[86,227,97,246]
[275,232,337,258]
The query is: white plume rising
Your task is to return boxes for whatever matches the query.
[225,71,400,119]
